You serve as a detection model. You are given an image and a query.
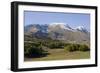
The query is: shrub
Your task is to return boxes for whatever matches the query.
[64,44,79,52]
[46,42,64,49]
[64,45,73,52]
[64,43,90,52]
[79,44,90,51]
[24,42,45,57]
[27,47,43,57]
[24,43,32,55]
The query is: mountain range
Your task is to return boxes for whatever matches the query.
[24,23,90,44]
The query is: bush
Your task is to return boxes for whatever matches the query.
[64,45,73,52]
[79,44,90,51]
[64,43,90,52]
[46,42,64,49]
[64,44,79,52]
[27,47,43,57]
[24,43,32,55]
[24,42,45,57]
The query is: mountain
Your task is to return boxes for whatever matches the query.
[48,23,74,32]
[76,26,89,33]
[24,24,48,33]
[24,23,90,44]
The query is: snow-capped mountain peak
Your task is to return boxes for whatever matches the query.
[25,23,89,34]
[49,23,73,31]
[76,26,88,33]
[49,23,66,28]
[76,26,84,30]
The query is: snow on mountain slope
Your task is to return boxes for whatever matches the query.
[76,26,88,33]
[25,23,89,34]
[24,23,90,44]
[48,23,74,32]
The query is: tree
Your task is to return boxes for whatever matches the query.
[24,42,46,57]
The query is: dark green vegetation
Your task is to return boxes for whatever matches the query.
[24,37,65,58]
[64,44,90,52]
[24,36,90,61]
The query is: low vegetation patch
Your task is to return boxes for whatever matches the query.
[24,42,47,58]
[24,38,90,58]
[64,44,90,52]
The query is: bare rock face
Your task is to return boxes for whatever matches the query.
[24,23,90,45]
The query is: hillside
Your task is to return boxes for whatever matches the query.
[24,23,90,45]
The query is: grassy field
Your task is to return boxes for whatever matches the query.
[24,49,90,61]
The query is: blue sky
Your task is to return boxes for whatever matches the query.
[24,11,90,31]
